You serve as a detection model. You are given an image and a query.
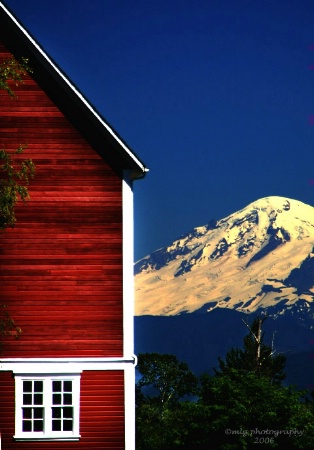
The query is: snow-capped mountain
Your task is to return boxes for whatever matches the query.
[135,196,314,318]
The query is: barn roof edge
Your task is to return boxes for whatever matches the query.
[0,1,149,179]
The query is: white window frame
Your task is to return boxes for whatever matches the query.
[14,373,81,441]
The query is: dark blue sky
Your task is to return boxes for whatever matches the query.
[4,0,314,260]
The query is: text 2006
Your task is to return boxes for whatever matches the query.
[254,437,274,444]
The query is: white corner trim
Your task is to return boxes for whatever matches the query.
[123,171,135,359]
[124,364,136,450]
[122,173,137,449]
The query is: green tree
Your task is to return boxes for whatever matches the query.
[198,317,314,449]
[136,352,197,407]
[0,304,21,351]
[0,56,34,343]
[136,401,212,450]
[199,369,314,449]
[0,55,31,97]
[136,353,198,450]
[0,144,35,230]
[135,321,314,449]
[0,56,35,231]
[215,316,286,384]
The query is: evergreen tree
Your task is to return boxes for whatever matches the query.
[198,316,314,449]
[215,316,286,383]
[135,326,314,450]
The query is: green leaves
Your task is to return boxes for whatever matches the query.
[0,56,32,98]
[0,145,35,230]
[0,55,34,349]
[0,54,35,231]
[199,369,314,449]
[0,304,22,352]
[214,317,286,384]
[136,319,314,449]
[197,318,314,448]
[136,353,197,407]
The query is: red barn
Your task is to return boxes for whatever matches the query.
[0,3,148,449]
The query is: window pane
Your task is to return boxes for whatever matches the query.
[53,393,62,405]
[52,407,62,419]
[33,408,43,419]
[22,420,32,432]
[34,394,43,405]
[63,407,73,419]
[52,420,61,431]
[63,381,72,392]
[33,420,44,432]
[23,394,32,405]
[63,420,73,432]
[53,381,61,392]
[23,381,32,392]
[63,394,72,405]
[23,408,32,419]
[34,381,43,392]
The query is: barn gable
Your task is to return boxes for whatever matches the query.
[0,3,147,449]
[0,2,147,179]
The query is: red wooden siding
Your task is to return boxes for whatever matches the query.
[0,370,125,449]
[0,43,124,357]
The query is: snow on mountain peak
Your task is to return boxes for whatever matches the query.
[135,196,314,316]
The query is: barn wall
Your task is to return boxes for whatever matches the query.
[0,43,123,358]
[0,370,125,449]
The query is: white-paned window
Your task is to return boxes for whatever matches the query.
[14,374,80,441]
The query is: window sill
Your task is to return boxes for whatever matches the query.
[14,435,81,441]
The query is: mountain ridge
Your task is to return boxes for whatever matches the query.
[135,196,314,317]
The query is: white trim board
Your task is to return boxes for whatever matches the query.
[0,357,136,374]
[123,171,135,358]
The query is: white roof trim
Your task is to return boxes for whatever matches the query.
[0,2,147,174]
